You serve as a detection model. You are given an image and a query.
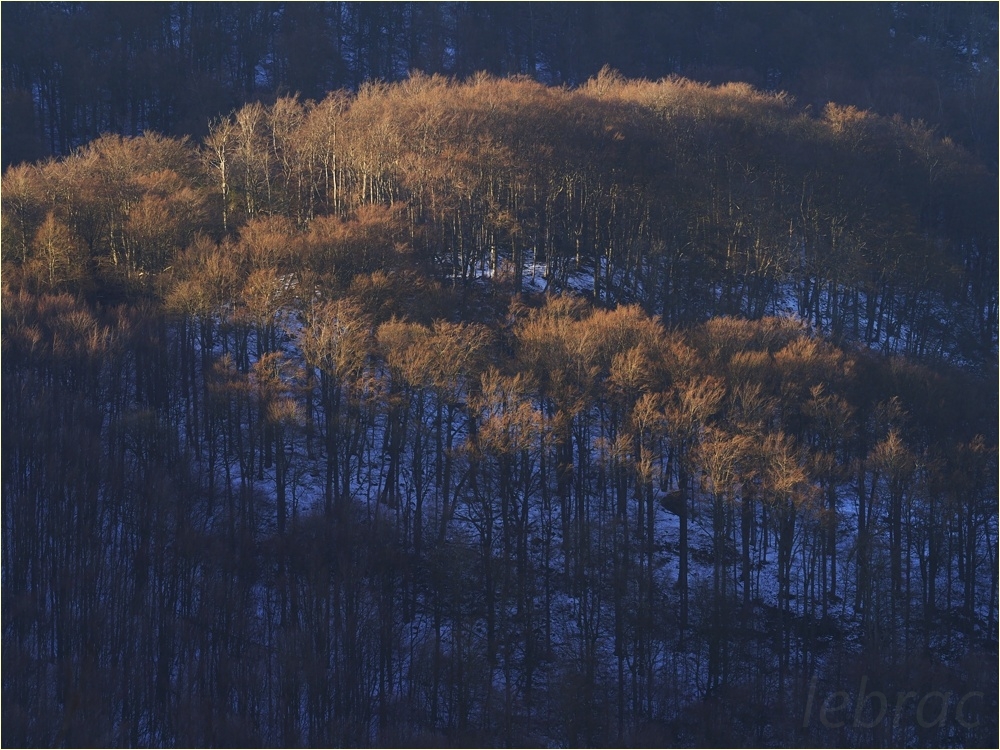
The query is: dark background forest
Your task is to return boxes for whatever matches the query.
[2,3,998,748]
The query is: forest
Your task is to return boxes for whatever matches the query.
[2,4,998,749]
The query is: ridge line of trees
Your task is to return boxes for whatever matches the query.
[4,3,997,170]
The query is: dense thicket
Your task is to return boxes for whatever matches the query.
[2,74,997,746]
[3,2,997,168]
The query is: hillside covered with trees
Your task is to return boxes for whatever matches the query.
[2,5,998,749]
